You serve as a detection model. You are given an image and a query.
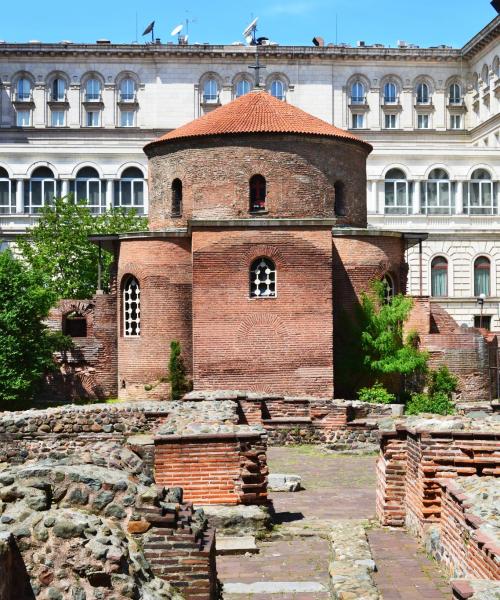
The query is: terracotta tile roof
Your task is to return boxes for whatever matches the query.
[144,90,372,151]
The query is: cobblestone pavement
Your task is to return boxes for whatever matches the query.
[219,446,452,599]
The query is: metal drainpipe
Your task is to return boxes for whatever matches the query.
[419,238,423,297]
[97,241,102,292]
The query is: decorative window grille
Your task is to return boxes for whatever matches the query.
[250,258,276,298]
[382,274,395,302]
[123,276,141,336]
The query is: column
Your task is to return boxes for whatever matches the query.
[16,179,24,213]
[143,177,149,216]
[106,179,114,211]
[366,180,377,214]
[377,180,385,214]
[455,181,464,215]
[412,180,421,214]
[61,179,69,198]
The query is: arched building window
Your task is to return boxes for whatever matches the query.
[115,167,145,214]
[334,181,346,216]
[466,169,495,215]
[50,77,66,101]
[16,77,32,101]
[449,83,461,104]
[119,78,136,102]
[25,166,59,213]
[422,168,454,215]
[250,257,276,298]
[383,82,397,104]
[72,166,104,214]
[85,78,101,102]
[0,167,14,214]
[416,82,430,104]
[123,276,141,336]
[171,178,182,216]
[384,169,411,215]
[351,81,365,104]
[382,274,395,302]
[431,257,448,297]
[249,175,266,212]
[235,79,251,98]
[203,78,219,103]
[270,79,285,101]
[474,257,490,297]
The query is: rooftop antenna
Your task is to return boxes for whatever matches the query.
[142,20,155,43]
[244,18,267,88]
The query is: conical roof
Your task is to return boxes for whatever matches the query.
[144,90,371,151]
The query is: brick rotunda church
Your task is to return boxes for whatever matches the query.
[89,91,410,400]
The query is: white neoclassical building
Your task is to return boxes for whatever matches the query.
[0,12,499,328]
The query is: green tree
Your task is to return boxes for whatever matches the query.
[18,196,148,299]
[168,340,189,401]
[0,250,72,407]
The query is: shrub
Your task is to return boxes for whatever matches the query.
[357,382,396,404]
[405,392,455,416]
[168,340,189,401]
[428,365,458,398]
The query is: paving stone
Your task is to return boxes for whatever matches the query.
[217,536,259,555]
[223,581,328,593]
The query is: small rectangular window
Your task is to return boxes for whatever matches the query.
[474,315,491,330]
[120,110,135,127]
[384,114,396,129]
[352,114,364,129]
[450,115,461,129]
[86,110,100,127]
[417,114,429,129]
[51,110,65,127]
[16,110,31,127]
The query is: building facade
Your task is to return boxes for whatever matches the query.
[0,13,499,328]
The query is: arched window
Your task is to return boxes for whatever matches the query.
[114,167,145,214]
[431,257,448,297]
[382,274,395,302]
[270,79,285,101]
[481,64,489,83]
[422,168,454,215]
[203,78,219,103]
[62,311,87,337]
[171,178,182,216]
[334,181,346,216]
[119,78,136,102]
[466,169,495,215]
[449,83,461,104]
[72,167,104,214]
[250,257,276,298]
[16,78,31,101]
[51,78,66,101]
[0,167,14,215]
[493,56,500,78]
[249,175,266,212]
[351,81,365,104]
[235,79,251,98]
[474,257,491,297]
[85,78,101,102]
[416,82,430,104]
[384,82,397,104]
[25,166,58,214]
[384,169,411,215]
[123,276,140,336]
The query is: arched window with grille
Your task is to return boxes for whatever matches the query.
[250,257,276,298]
[431,257,448,297]
[0,167,14,214]
[416,82,430,104]
[270,79,285,101]
[25,166,59,213]
[171,178,182,216]
[383,82,397,104]
[384,168,411,214]
[249,175,266,212]
[382,274,395,302]
[474,257,490,297]
[466,169,495,215]
[72,166,104,214]
[114,167,145,214]
[422,168,454,215]
[123,276,141,336]
[351,81,365,104]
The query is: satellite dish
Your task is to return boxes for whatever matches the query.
[171,24,183,36]
[242,17,258,41]
[142,21,155,36]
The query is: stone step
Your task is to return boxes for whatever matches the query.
[222,581,329,594]
[216,536,259,555]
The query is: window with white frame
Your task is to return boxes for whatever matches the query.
[352,113,364,129]
[15,78,32,101]
[0,168,14,214]
[235,79,251,97]
[465,169,496,215]
[450,114,462,129]
[474,257,491,297]
[384,114,397,129]
[350,81,365,104]
[417,114,429,129]
[86,110,100,127]
[384,169,411,214]
[51,110,66,127]
[85,78,101,102]
[123,276,140,336]
[431,257,448,297]
[383,82,397,104]
[448,83,461,104]
[250,257,276,298]
[16,110,31,127]
[119,78,136,102]
[416,82,430,104]
[25,166,58,214]
[51,78,66,101]
[203,78,219,103]
[72,167,105,214]
[114,167,145,214]
[270,79,285,101]
[422,168,455,215]
[120,110,135,127]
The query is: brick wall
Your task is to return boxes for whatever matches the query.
[147,134,369,229]
[154,433,268,505]
[376,432,408,527]
[192,227,334,397]
[117,237,192,399]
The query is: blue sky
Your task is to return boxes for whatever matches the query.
[0,1,496,47]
